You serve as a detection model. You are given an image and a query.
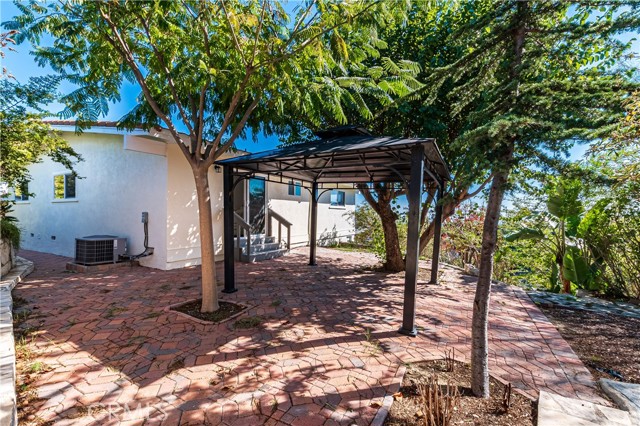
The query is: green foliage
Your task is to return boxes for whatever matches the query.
[0,111,80,192]
[500,165,640,300]
[354,203,406,262]
[576,181,640,299]
[8,0,411,149]
[0,31,82,193]
[502,178,602,293]
[1,219,21,250]
[437,203,485,268]
[0,170,21,250]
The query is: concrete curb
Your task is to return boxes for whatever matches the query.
[164,298,251,326]
[0,256,35,426]
[370,364,406,426]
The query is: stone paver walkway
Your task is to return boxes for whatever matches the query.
[528,290,640,319]
[15,248,607,425]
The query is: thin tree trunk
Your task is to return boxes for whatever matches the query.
[470,164,511,398]
[193,164,219,313]
[471,0,526,397]
[560,263,571,293]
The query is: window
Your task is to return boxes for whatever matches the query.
[330,190,345,207]
[288,180,301,196]
[14,182,29,201]
[53,173,76,199]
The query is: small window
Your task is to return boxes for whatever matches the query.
[288,181,301,196]
[53,173,76,199]
[15,182,29,201]
[330,190,345,207]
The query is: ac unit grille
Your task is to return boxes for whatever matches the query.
[75,235,127,265]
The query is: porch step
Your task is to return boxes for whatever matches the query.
[239,248,289,263]
[234,234,288,263]
[235,234,276,247]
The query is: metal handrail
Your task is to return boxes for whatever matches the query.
[267,208,292,250]
[233,212,252,258]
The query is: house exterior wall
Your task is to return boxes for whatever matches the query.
[13,132,169,269]
[316,189,356,246]
[267,183,356,248]
[13,128,356,270]
[164,144,227,270]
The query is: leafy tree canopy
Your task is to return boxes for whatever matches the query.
[0,30,80,194]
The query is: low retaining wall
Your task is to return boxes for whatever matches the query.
[0,257,35,426]
[1,240,15,278]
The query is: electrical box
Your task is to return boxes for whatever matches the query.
[141,212,149,223]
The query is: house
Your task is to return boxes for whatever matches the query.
[11,121,356,270]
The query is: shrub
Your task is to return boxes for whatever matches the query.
[1,218,21,250]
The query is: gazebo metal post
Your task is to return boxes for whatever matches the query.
[429,182,444,284]
[222,165,237,293]
[399,145,425,337]
[309,181,319,266]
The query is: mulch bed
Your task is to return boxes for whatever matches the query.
[539,305,640,385]
[171,299,246,323]
[385,360,535,426]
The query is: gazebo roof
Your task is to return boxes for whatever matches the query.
[217,131,450,187]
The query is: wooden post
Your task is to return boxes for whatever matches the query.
[429,183,444,284]
[309,181,318,266]
[399,145,424,337]
[222,166,237,293]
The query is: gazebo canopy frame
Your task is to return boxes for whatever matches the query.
[216,127,451,337]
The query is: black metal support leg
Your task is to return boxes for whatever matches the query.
[222,166,237,293]
[429,183,444,284]
[399,145,424,337]
[309,181,318,266]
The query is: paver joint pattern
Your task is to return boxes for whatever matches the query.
[14,248,606,425]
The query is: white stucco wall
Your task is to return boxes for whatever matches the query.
[316,189,356,246]
[164,144,227,270]
[268,184,356,248]
[13,132,168,269]
[267,182,313,246]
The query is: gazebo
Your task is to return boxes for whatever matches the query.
[216,127,451,336]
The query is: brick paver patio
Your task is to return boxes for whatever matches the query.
[15,248,606,425]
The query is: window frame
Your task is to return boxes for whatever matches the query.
[53,173,77,200]
[14,182,29,202]
[288,180,302,197]
[330,189,346,207]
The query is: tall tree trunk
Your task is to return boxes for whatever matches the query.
[470,161,511,398]
[193,164,219,313]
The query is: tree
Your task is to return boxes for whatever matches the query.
[9,0,410,312]
[271,2,498,272]
[505,178,596,294]
[593,90,640,183]
[1,30,81,195]
[362,1,497,272]
[436,1,640,397]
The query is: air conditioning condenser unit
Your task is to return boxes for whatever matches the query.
[75,235,127,265]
